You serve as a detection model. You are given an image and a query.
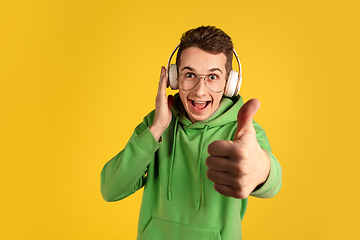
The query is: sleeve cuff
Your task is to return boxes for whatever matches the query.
[130,127,162,158]
[250,152,282,198]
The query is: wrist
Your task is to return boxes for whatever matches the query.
[149,121,167,142]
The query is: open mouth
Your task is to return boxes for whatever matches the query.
[191,100,211,110]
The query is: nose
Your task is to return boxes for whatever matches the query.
[193,77,207,96]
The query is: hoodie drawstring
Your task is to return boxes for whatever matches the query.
[168,115,179,201]
[197,125,209,210]
[167,117,209,211]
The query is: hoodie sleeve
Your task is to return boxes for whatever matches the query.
[250,121,282,199]
[100,111,161,202]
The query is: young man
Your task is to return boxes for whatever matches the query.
[101,26,282,240]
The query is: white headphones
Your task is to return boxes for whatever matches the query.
[166,44,242,97]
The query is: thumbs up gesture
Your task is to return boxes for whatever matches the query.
[206,99,271,199]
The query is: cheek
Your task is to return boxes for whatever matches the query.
[179,90,188,106]
[212,94,223,107]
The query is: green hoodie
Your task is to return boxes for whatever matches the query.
[101,94,282,240]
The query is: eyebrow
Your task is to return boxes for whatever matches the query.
[180,66,223,74]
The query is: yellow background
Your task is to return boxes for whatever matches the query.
[1,0,359,239]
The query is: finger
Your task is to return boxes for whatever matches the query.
[206,169,233,186]
[214,184,248,199]
[206,156,233,172]
[158,66,168,92]
[207,140,235,157]
[234,98,260,140]
[213,183,234,198]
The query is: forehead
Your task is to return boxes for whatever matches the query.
[178,47,227,73]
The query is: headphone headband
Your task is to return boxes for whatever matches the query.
[166,44,180,76]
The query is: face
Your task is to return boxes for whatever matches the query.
[178,47,227,123]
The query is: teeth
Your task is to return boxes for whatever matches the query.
[193,101,206,103]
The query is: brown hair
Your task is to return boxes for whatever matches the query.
[175,26,234,74]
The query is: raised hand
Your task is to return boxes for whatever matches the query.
[206,99,270,199]
[149,66,174,141]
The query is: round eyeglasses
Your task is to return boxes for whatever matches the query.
[177,72,227,93]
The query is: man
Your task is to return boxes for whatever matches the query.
[101,26,282,240]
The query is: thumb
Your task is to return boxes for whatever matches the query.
[234,98,260,140]
[167,95,174,109]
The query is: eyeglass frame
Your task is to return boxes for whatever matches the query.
[177,72,228,93]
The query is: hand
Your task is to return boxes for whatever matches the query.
[149,66,174,141]
[206,99,270,199]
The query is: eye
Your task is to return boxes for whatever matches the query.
[208,74,218,80]
[185,73,196,79]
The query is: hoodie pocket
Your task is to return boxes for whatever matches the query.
[139,217,222,240]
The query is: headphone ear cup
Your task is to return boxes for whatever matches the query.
[168,64,179,90]
[224,70,240,97]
